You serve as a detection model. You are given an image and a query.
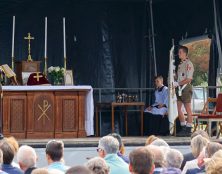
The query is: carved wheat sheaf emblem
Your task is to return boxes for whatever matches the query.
[38,100,51,125]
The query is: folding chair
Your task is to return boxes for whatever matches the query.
[192,97,217,132]
[194,93,222,138]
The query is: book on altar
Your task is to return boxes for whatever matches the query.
[0,64,16,78]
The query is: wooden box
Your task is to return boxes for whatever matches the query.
[15,61,41,84]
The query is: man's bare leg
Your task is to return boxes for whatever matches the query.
[176,102,193,136]
[177,101,186,126]
[184,103,193,129]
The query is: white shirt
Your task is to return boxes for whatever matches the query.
[145,85,168,116]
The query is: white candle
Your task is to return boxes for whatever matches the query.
[44,17,47,58]
[63,17,66,58]
[12,16,15,58]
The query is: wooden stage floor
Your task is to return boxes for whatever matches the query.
[17,136,222,148]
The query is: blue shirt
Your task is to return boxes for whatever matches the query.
[117,152,129,164]
[1,164,23,174]
[145,86,168,116]
[47,162,69,173]
[161,167,181,174]
[105,154,130,174]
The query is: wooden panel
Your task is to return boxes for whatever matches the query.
[62,99,78,131]
[27,92,54,138]
[3,92,26,138]
[10,99,25,132]
[55,92,79,138]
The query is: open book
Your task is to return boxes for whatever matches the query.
[0,64,18,85]
[0,64,16,78]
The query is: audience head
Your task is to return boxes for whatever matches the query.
[5,136,19,154]
[45,140,64,164]
[205,142,222,158]
[150,138,169,148]
[31,168,50,174]
[17,145,37,171]
[66,166,92,174]
[109,133,125,154]
[129,147,154,174]
[97,136,119,158]
[206,159,222,174]
[146,145,165,168]
[86,157,109,174]
[191,134,209,158]
[0,149,3,164]
[145,135,158,146]
[165,149,183,169]
[191,130,210,140]
[205,150,222,174]
[0,141,15,164]
[211,149,222,158]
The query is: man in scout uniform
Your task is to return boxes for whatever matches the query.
[174,46,194,137]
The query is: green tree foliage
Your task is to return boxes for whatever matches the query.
[185,39,211,86]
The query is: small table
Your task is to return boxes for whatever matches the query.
[111,102,145,136]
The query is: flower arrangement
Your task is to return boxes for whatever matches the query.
[48,66,65,85]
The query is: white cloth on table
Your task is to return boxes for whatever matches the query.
[85,87,94,136]
[2,85,94,136]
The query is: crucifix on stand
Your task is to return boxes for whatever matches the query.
[15,32,41,84]
[24,32,34,62]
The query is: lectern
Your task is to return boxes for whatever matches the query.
[15,61,41,84]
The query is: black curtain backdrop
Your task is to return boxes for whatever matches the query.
[0,0,152,90]
[0,0,219,89]
[208,0,222,97]
[153,0,214,81]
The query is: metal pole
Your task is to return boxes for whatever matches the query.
[149,0,157,76]
[213,0,222,70]
[0,83,3,134]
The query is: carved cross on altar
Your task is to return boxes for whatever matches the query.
[33,72,43,82]
[24,33,34,61]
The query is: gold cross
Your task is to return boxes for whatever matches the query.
[38,100,51,125]
[24,33,34,61]
[33,72,43,82]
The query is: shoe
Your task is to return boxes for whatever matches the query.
[185,127,192,137]
[176,126,187,137]
[176,126,192,137]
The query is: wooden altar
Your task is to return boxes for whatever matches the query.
[1,86,93,139]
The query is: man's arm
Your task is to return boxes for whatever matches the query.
[179,78,192,86]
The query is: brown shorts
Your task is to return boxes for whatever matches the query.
[176,84,193,103]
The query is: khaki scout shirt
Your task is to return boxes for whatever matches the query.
[177,58,194,83]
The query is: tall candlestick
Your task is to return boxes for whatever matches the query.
[44,17,47,58]
[44,17,48,76]
[63,17,67,70]
[11,16,15,71]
